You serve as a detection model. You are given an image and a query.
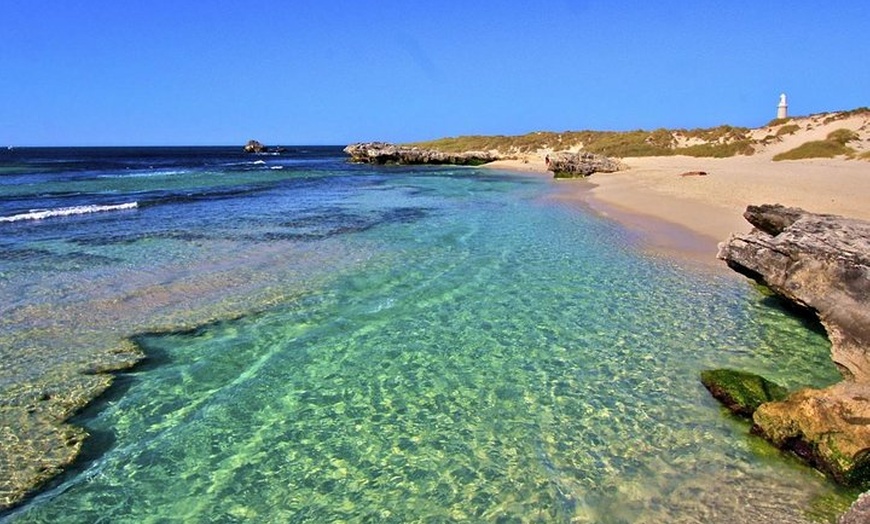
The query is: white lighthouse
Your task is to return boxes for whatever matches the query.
[777,93,788,119]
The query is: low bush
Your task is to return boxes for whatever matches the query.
[773,140,853,160]
[775,124,800,136]
[827,128,859,145]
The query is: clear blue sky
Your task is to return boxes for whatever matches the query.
[2,1,867,146]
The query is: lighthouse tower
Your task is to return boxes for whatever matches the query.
[777,93,788,119]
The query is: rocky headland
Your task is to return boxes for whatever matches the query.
[344,142,625,178]
[715,204,870,520]
[344,142,503,166]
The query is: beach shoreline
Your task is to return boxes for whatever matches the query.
[486,155,870,269]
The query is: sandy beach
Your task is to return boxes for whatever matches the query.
[486,111,870,266]
[487,154,870,266]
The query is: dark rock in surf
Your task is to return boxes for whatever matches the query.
[244,140,267,153]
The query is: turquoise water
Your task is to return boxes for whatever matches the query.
[1,149,852,522]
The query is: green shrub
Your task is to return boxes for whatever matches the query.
[775,124,800,136]
[827,128,859,145]
[773,140,853,160]
[677,140,756,157]
[767,117,792,127]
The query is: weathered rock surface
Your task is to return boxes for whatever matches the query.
[700,368,788,418]
[717,204,870,382]
[753,381,870,486]
[344,142,502,166]
[545,151,624,178]
[716,204,870,498]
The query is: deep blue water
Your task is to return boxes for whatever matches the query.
[0,146,853,522]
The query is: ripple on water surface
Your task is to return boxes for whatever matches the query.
[1,163,854,523]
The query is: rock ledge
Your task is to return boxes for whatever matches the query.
[344,142,502,166]
[717,204,870,496]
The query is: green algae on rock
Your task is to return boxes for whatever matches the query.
[700,369,789,418]
[752,381,870,488]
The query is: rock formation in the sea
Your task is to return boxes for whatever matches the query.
[545,151,624,178]
[717,204,870,487]
[752,381,870,485]
[243,139,266,153]
[700,369,788,418]
[718,204,870,382]
[343,142,502,166]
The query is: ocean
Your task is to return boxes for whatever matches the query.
[0,146,855,522]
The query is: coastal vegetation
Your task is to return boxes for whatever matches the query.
[775,123,801,136]
[773,128,860,161]
[408,108,870,161]
[409,125,754,159]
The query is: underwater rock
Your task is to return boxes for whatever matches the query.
[343,142,502,166]
[545,151,624,178]
[700,369,788,417]
[752,381,870,487]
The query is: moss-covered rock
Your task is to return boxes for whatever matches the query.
[752,381,870,487]
[700,368,789,418]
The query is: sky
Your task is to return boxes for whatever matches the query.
[1,1,868,146]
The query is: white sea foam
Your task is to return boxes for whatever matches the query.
[270,166,284,170]
[99,170,189,179]
[0,202,138,223]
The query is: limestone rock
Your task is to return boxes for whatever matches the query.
[545,151,624,178]
[717,204,870,381]
[700,369,788,418]
[717,203,870,497]
[752,381,870,486]
[343,142,502,166]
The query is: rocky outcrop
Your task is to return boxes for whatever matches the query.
[716,204,870,490]
[244,140,266,153]
[752,381,870,486]
[700,369,788,418]
[717,204,870,382]
[545,151,624,178]
[344,142,502,166]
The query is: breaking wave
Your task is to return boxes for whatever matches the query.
[0,202,138,223]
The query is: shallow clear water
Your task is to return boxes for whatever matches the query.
[0,148,854,522]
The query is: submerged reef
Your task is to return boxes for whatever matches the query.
[716,204,870,493]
